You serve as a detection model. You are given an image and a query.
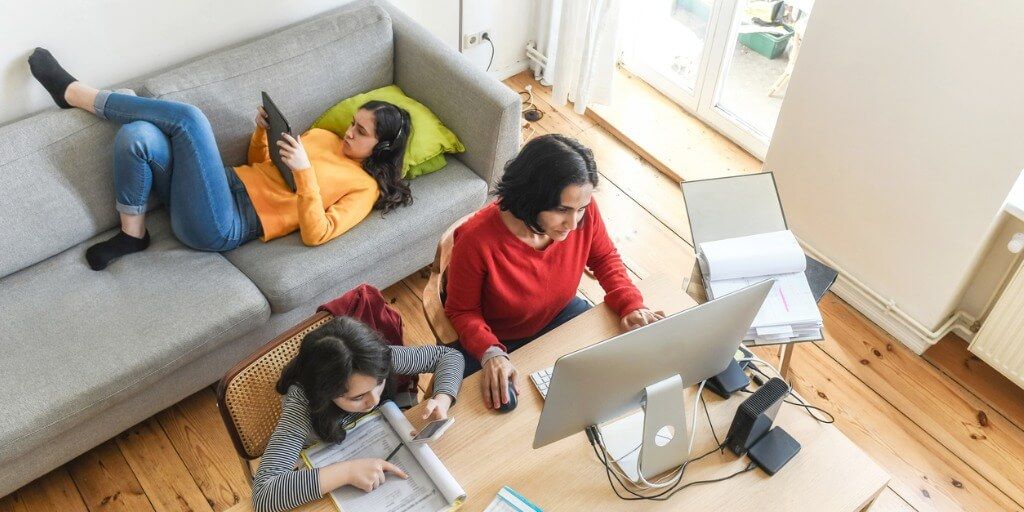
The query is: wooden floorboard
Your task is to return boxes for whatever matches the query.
[156,388,250,511]
[924,334,1024,433]
[868,487,919,511]
[401,269,431,301]
[817,294,1024,507]
[505,72,595,137]
[115,419,214,512]
[382,281,437,348]
[66,440,155,512]
[576,125,694,245]
[0,469,89,512]
[784,341,1021,511]
[587,67,763,182]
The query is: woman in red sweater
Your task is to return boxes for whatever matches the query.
[445,134,664,410]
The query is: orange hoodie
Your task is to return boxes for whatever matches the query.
[233,126,380,246]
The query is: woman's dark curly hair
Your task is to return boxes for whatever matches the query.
[276,316,394,443]
[360,100,414,214]
[494,133,599,233]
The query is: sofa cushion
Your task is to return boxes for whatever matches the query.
[0,212,270,462]
[141,3,394,167]
[225,159,488,313]
[0,109,122,279]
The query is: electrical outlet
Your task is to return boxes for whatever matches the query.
[462,30,490,50]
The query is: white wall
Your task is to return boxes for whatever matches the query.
[460,0,536,80]
[958,215,1024,322]
[0,0,532,125]
[764,1,1024,338]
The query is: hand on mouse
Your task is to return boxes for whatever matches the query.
[481,356,518,410]
[620,308,664,332]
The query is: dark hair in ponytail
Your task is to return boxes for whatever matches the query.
[276,316,393,443]
[359,100,413,214]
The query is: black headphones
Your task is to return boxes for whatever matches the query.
[376,124,404,153]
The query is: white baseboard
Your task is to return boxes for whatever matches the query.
[490,60,529,81]
[829,276,937,355]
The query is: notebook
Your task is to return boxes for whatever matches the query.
[483,486,543,512]
[301,401,466,512]
[698,230,823,343]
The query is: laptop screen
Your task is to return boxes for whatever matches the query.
[681,172,788,250]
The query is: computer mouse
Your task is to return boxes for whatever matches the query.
[497,379,518,413]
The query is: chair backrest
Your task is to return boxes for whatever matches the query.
[217,311,332,460]
[421,214,474,345]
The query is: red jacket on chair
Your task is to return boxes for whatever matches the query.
[319,284,417,398]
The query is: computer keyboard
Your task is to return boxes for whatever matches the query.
[531,366,554,398]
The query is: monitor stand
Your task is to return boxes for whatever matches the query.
[598,374,691,482]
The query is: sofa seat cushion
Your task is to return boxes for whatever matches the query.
[0,212,270,462]
[225,159,488,313]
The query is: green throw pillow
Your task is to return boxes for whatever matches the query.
[312,85,465,179]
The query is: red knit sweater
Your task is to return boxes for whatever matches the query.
[445,200,645,361]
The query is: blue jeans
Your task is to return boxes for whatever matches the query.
[457,296,593,377]
[96,92,261,251]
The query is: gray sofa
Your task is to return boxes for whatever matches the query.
[0,0,519,497]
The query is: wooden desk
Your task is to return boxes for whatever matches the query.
[231,276,889,512]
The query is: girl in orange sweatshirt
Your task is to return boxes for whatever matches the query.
[29,48,412,270]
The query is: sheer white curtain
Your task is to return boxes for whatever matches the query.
[532,0,623,114]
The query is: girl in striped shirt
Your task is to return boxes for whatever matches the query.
[252,316,465,512]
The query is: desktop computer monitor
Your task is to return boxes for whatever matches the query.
[532,280,773,479]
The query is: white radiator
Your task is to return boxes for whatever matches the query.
[969,252,1024,389]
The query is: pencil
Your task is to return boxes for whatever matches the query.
[384,443,403,462]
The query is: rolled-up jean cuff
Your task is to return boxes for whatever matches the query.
[115,201,147,215]
[93,90,114,119]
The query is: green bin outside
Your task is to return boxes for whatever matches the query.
[738,27,793,59]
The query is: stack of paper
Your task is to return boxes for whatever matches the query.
[698,230,823,344]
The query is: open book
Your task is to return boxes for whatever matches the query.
[698,230,823,344]
[301,401,466,512]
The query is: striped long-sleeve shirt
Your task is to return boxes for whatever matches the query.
[251,345,465,512]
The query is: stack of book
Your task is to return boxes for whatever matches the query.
[698,230,823,344]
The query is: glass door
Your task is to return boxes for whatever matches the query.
[622,0,814,160]
[621,0,718,111]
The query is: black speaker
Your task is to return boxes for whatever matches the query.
[725,377,789,455]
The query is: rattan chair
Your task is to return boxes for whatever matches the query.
[216,311,333,473]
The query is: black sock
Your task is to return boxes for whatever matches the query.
[28,48,77,109]
[85,230,150,271]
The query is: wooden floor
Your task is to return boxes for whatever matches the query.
[4,72,1024,512]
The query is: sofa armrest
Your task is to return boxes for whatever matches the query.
[382,2,521,189]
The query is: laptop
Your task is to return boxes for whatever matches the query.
[680,172,837,342]
[261,91,298,192]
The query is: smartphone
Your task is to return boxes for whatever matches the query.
[409,417,454,444]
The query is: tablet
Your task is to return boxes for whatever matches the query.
[261,91,297,192]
